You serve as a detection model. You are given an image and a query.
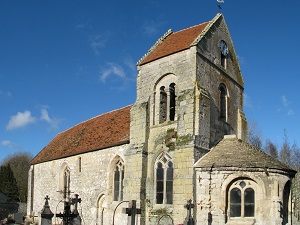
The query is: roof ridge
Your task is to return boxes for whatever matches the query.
[137,29,173,66]
[173,21,209,34]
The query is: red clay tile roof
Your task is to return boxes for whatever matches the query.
[31,105,132,165]
[139,22,210,65]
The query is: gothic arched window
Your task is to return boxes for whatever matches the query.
[219,84,227,120]
[228,180,255,218]
[155,152,173,204]
[113,159,125,201]
[63,167,70,199]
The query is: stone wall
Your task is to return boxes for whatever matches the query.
[196,16,245,147]
[195,168,293,225]
[28,144,131,225]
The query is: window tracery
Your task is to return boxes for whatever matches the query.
[113,159,124,201]
[155,152,173,204]
[228,179,255,218]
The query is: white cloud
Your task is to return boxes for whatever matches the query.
[287,109,295,116]
[243,93,253,109]
[6,111,36,130]
[89,34,108,55]
[143,20,161,36]
[281,95,289,107]
[237,55,245,65]
[99,63,126,83]
[1,140,19,149]
[75,23,92,30]
[123,57,136,72]
[0,90,12,98]
[39,107,60,129]
[279,95,295,116]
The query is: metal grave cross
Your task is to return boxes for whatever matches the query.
[184,199,195,225]
[126,200,141,225]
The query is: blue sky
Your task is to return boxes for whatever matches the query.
[0,0,299,162]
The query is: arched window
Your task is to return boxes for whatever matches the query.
[159,86,167,123]
[228,180,255,218]
[169,83,176,121]
[155,152,173,204]
[219,84,227,120]
[63,167,70,200]
[113,159,125,201]
[155,74,177,125]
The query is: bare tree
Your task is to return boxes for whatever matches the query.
[1,152,32,203]
[290,141,300,220]
[279,129,291,166]
[264,139,278,159]
[291,141,300,170]
[247,120,263,150]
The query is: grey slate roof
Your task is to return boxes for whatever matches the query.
[195,135,296,173]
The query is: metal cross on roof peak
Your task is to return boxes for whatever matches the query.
[217,0,224,13]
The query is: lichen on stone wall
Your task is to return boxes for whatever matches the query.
[150,207,172,217]
[176,134,193,147]
[165,128,177,151]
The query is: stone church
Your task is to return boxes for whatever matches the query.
[27,14,296,225]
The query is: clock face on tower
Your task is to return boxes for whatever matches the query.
[220,40,228,56]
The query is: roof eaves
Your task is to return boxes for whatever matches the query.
[198,166,297,175]
[30,139,130,165]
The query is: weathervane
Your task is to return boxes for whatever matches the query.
[217,0,224,13]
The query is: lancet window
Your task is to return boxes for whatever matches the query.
[113,159,125,201]
[219,83,227,120]
[155,152,173,204]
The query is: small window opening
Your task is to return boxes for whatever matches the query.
[78,157,82,172]
[220,40,228,68]
[166,161,173,204]
[244,188,255,217]
[221,54,227,68]
[169,83,176,121]
[219,84,227,119]
[63,168,70,199]
[156,162,164,204]
[230,188,241,217]
[159,86,167,123]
